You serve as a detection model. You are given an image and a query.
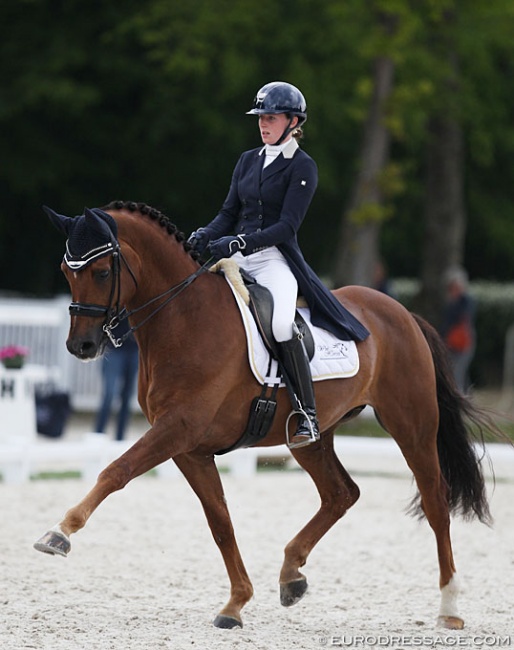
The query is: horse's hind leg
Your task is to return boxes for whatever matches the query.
[378,405,463,630]
[404,446,463,629]
[279,429,360,607]
[173,452,254,629]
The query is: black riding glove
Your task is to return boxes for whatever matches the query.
[208,235,246,262]
[187,228,210,255]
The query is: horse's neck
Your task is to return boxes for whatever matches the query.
[126,243,232,346]
[119,219,198,295]
[115,216,199,330]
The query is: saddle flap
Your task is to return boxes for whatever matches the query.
[247,282,314,360]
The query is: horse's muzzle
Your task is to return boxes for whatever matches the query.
[66,335,106,360]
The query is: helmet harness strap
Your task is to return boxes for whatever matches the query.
[273,116,295,146]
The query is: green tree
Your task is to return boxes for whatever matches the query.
[333,1,400,288]
[1,0,514,300]
[381,0,514,290]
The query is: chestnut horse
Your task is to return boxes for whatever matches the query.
[35,200,492,630]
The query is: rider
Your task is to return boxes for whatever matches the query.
[188,81,369,448]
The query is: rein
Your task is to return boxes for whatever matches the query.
[104,257,213,348]
[68,244,213,348]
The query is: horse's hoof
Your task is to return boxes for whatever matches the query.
[280,577,308,607]
[437,615,464,630]
[33,529,71,557]
[213,614,243,629]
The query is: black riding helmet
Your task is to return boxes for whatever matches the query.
[246,81,307,145]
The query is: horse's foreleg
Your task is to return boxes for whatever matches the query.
[280,433,360,607]
[173,452,253,629]
[34,428,182,557]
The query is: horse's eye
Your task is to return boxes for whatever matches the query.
[96,269,110,281]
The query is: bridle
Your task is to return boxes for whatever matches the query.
[67,241,212,348]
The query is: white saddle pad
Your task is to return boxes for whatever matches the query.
[226,278,359,386]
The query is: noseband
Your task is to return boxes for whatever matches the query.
[67,244,212,348]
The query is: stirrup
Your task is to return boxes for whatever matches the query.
[285,408,320,450]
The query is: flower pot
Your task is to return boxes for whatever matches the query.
[2,356,25,369]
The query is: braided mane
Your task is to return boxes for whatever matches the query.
[101,200,200,260]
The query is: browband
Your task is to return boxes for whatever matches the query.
[64,240,116,270]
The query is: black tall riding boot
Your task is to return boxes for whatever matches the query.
[278,335,320,449]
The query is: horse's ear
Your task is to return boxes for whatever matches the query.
[84,207,118,240]
[43,205,74,236]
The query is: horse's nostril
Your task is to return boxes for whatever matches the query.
[80,340,96,355]
[67,338,98,359]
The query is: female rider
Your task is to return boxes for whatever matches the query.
[188,81,369,448]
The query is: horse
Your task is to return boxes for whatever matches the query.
[35,200,494,631]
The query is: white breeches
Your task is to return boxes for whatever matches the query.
[232,247,297,342]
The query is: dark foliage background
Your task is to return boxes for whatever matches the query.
[1,0,514,298]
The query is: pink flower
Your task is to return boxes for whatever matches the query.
[0,345,29,361]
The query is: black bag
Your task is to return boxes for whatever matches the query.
[35,389,72,438]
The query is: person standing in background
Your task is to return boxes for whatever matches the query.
[439,265,476,393]
[94,319,139,440]
[373,258,396,299]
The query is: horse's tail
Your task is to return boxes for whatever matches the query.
[411,313,493,525]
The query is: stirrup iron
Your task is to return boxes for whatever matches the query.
[285,408,320,449]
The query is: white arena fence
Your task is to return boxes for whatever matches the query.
[3,296,514,414]
[0,295,124,411]
[0,296,513,484]
[0,432,511,485]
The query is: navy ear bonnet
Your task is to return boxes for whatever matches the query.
[44,206,118,270]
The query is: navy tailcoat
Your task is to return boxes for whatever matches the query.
[205,144,369,342]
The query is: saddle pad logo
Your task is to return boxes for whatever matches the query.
[317,342,350,361]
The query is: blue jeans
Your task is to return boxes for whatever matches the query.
[94,347,139,440]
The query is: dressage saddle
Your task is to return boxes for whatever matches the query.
[216,270,314,455]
